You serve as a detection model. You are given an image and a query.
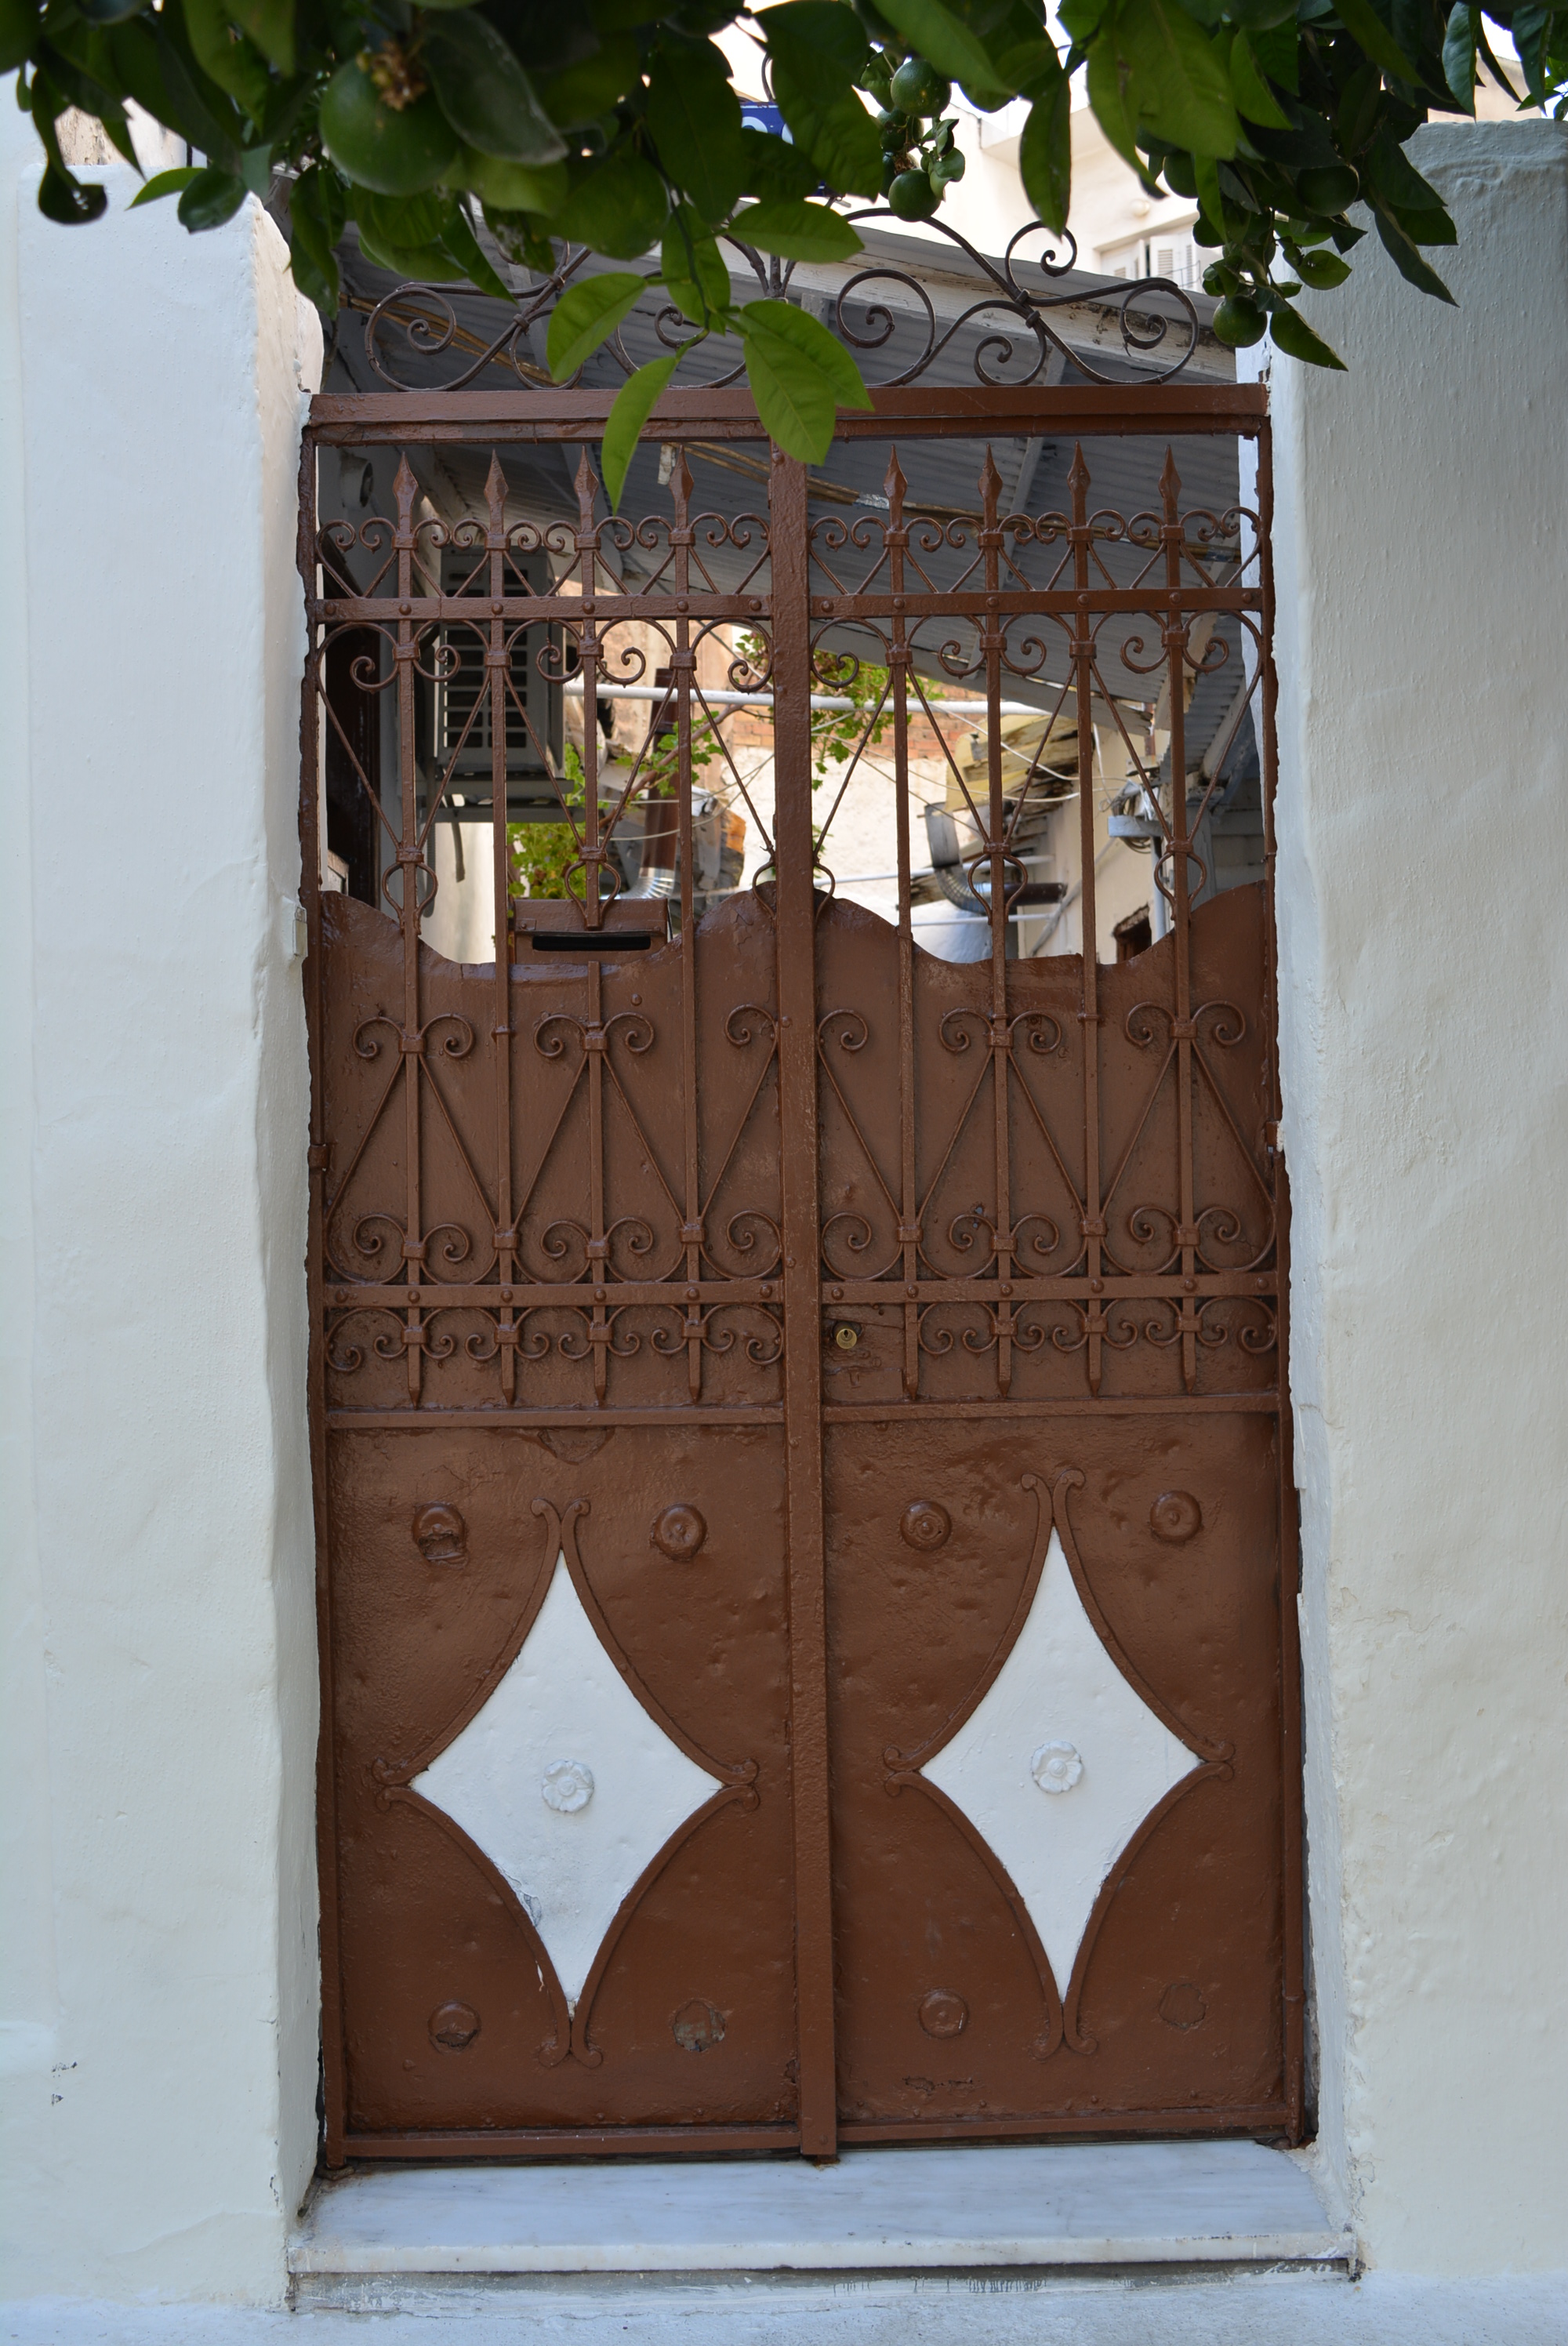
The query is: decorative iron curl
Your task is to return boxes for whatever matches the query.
[357,209,1200,397]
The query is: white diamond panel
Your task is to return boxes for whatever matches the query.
[412,1552,719,2007]
[921,1529,1197,1994]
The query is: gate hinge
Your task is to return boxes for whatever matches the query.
[308,1142,333,1173]
[1263,1120,1282,1160]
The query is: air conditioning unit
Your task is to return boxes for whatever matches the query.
[426,547,568,823]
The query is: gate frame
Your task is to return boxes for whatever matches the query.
[297,378,1302,2170]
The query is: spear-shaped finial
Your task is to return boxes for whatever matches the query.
[884,448,906,527]
[484,450,506,539]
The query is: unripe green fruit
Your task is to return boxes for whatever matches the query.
[321,60,459,195]
[888,166,940,220]
[878,108,912,151]
[1295,162,1359,216]
[888,56,951,115]
[1211,294,1268,347]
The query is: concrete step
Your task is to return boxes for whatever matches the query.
[290,2138,1352,2300]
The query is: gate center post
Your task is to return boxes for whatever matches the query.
[769,447,838,2160]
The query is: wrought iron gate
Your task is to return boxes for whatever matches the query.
[301,317,1301,2165]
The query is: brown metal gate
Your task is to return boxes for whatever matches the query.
[301,334,1301,2165]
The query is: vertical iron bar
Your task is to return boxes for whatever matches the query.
[771,447,837,2163]
[1069,447,1104,1392]
[1160,451,1199,1392]
[485,456,518,1404]
[392,455,426,1402]
[575,452,603,927]
[885,453,921,1401]
[299,430,347,2168]
[979,450,1014,1395]
[672,456,704,1401]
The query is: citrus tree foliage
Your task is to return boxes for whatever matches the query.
[3,0,1563,452]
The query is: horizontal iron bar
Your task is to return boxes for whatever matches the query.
[326,1407,786,1429]
[325,1280,779,1308]
[822,1394,1279,1418]
[339,2125,800,2160]
[561,681,1050,716]
[837,2103,1292,2146]
[321,1274,1271,1311]
[307,383,1268,440]
[823,1273,1276,1303]
[314,586,1257,625]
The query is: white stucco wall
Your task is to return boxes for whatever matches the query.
[1255,120,1568,2272]
[0,125,322,2303]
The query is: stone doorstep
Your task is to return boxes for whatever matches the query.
[288,2139,1353,2288]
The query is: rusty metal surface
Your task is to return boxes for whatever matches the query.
[350,220,1201,400]
[301,385,1298,2163]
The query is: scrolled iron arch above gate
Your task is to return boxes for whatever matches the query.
[299,332,1300,2167]
[345,213,1205,399]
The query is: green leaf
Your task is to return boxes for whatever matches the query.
[1368,197,1457,300]
[602,352,680,507]
[177,162,249,229]
[183,0,270,118]
[558,146,670,256]
[423,13,566,166]
[1058,0,1110,43]
[154,9,246,168]
[440,198,515,301]
[1116,0,1240,157]
[1085,32,1143,172]
[761,2,870,88]
[771,66,884,194]
[288,162,345,310]
[449,147,568,215]
[738,295,869,461]
[356,227,467,278]
[546,267,649,379]
[659,202,731,323]
[38,159,110,222]
[1365,131,1456,242]
[107,20,195,149]
[1019,67,1072,230]
[1268,294,1346,367]
[0,0,41,77]
[647,36,746,222]
[1248,19,1298,91]
[537,33,641,128]
[129,165,203,205]
[1290,244,1351,285]
[864,0,1004,89]
[733,196,864,259]
[227,0,292,76]
[1230,29,1289,126]
[1193,144,1224,231]
[763,0,883,193]
[1330,0,1418,82]
[1441,2,1478,110]
[739,124,821,199]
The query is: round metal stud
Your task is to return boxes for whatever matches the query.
[652,1502,707,1561]
[412,1502,466,1567]
[540,1760,594,1814]
[429,2000,480,2050]
[901,1500,951,1552]
[1031,1740,1083,1794]
[672,1999,725,2052]
[918,1989,968,2039]
[1150,1490,1203,1544]
[1158,1981,1207,2031]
